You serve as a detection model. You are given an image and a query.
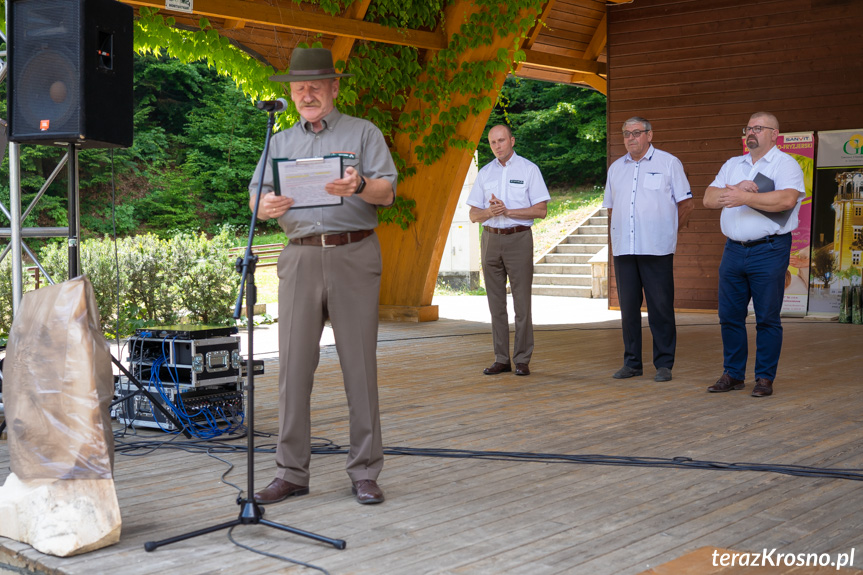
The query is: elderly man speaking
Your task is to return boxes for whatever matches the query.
[248,48,397,505]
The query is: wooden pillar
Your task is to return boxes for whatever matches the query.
[377,0,535,321]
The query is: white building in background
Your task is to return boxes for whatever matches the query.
[437,153,480,290]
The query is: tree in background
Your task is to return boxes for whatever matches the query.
[130,56,270,232]
[481,78,607,188]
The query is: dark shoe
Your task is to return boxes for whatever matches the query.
[254,478,309,504]
[751,378,773,397]
[483,362,512,375]
[612,365,642,379]
[707,373,745,393]
[352,479,384,504]
[654,367,672,382]
[515,363,530,376]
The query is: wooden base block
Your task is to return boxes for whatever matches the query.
[379,304,439,322]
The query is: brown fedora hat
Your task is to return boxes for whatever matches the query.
[270,48,352,82]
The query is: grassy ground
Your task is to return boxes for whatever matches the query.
[246,184,604,303]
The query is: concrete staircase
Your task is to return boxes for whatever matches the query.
[532,207,608,297]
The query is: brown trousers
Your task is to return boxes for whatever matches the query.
[481,229,535,365]
[274,234,384,485]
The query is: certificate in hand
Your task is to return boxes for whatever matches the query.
[272,155,344,208]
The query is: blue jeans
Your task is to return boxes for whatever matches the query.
[718,233,791,381]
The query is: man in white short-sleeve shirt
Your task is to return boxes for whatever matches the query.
[603,116,693,382]
[703,111,804,398]
[467,124,549,377]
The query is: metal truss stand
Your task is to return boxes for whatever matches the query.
[0,139,83,439]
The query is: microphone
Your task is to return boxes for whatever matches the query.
[255,98,288,112]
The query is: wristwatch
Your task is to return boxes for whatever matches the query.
[354,176,366,195]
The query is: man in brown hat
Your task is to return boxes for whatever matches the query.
[248,47,396,505]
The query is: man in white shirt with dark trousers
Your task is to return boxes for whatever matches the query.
[604,116,693,383]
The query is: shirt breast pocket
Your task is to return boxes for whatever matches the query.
[507,180,528,204]
[644,172,663,191]
[343,158,360,177]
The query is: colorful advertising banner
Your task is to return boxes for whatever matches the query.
[809,129,863,315]
[743,132,815,315]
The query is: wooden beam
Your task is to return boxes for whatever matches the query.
[330,0,374,67]
[569,72,607,94]
[222,18,245,30]
[523,49,607,76]
[377,0,540,317]
[122,0,446,50]
[515,0,557,74]
[523,0,558,50]
[582,14,606,61]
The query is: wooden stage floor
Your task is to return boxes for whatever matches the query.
[2,312,862,574]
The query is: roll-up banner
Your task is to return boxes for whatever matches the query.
[809,130,863,316]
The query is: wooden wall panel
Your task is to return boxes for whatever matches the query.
[605,0,863,310]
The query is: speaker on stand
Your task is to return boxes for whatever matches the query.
[5,0,132,289]
[7,0,133,148]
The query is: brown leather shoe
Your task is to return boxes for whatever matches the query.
[254,478,309,504]
[483,362,512,375]
[352,479,384,504]
[751,378,773,397]
[515,363,530,376]
[707,373,745,393]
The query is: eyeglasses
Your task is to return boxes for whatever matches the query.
[622,130,648,138]
[743,125,777,135]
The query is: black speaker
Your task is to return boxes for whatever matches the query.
[7,0,133,148]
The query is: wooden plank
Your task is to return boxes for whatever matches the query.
[582,13,607,60]
[523,49,607,75]
[122,0,447,51]
[3,306,863,570]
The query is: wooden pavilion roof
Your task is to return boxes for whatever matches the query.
[123,0,625,94]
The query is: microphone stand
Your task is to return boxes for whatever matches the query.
[144,107,346,552]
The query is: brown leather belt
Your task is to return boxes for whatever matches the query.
[485,225,531,235]
[291,229,374,247]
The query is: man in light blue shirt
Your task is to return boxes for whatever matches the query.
[604,117,693,382]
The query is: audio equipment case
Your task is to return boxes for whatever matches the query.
[126,334,242,389]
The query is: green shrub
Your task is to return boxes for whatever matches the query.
[0,256,35,337]
[26,232,239,339]
[169,228,239,325]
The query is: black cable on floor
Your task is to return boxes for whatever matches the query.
[227,526,331,575]
[113,431,863,483]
